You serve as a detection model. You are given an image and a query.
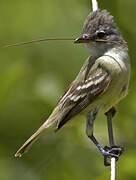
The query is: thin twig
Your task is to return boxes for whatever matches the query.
[95,39,127,46]
[92,0,98,11]
[4,38,75,48]
[111,157,116,180]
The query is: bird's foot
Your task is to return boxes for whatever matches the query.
[102,145,124,166]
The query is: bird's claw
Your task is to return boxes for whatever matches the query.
[103,145,124,166]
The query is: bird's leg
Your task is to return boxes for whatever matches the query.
[105,106,116,147]
[86,108,120,164]
[104,107,123,166]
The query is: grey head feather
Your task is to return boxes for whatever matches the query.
[83,9,125,43]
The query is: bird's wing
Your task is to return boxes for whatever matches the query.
[14,56,111,157]
[56,57,111,130]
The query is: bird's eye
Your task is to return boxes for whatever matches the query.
[97,31,106,39]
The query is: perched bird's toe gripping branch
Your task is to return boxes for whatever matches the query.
[86,107,124,166]
[103,146,124,166]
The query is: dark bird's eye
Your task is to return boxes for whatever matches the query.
[97,31,106,39]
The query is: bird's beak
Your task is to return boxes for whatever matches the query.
[74,35,90,43]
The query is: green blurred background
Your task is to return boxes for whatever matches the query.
[1,0,136,179]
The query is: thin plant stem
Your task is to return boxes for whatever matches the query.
[92,0,98,11]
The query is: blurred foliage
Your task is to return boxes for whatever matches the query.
[1,0,136,179]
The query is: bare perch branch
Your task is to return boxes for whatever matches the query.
[92,0,98,11]
[111,157,116,180]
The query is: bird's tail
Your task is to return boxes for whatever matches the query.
[15,116,57,158]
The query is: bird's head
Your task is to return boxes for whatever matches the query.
[75,10,126,56]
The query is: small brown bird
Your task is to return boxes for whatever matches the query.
[15,9,130,164]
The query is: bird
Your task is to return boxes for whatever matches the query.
[15,9,130,163]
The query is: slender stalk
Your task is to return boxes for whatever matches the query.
[111,157,116,180]
[92,0,98,11]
